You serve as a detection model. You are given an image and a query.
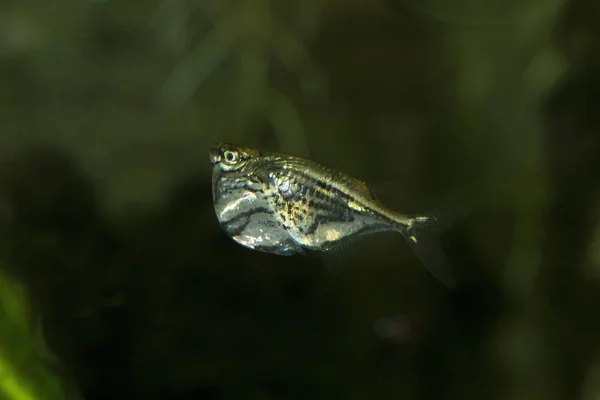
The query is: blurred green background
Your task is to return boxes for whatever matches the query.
[1,0,600,399]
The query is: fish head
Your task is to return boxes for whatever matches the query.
[209,143,273,226]
[209,143,262,173]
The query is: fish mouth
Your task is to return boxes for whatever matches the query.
[209,146,221,165]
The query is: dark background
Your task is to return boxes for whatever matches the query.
[1,0,600,399]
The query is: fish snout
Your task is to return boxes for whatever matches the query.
[209,147,221,165]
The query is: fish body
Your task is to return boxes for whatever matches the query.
[209,143,457,287]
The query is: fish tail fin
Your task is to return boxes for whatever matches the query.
[395,206,468,288]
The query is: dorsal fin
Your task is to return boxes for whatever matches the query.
[360,181,379,201]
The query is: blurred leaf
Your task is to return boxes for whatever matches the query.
[162,15,236,107]
[269,89,310,157]
[271,19,329,96]
[0,267,71,400]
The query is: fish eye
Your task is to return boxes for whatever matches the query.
[223,149,239,164]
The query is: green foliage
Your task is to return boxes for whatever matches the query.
[0,268,69,400]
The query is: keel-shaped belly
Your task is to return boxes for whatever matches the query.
[214,173,303,255]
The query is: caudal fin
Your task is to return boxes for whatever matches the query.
[399,206,468,288]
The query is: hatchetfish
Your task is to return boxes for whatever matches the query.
[209,143,459,287]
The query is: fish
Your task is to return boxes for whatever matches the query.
[209,142,460,287]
